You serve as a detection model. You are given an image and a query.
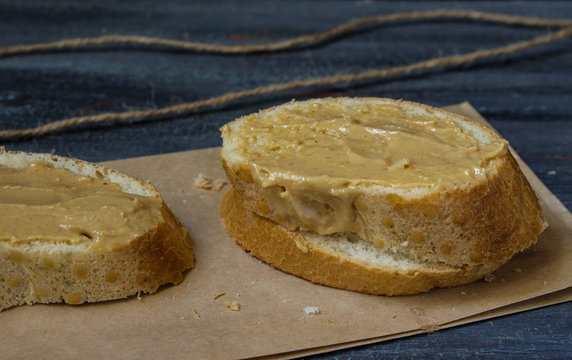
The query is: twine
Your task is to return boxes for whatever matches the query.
[1,10,571,139]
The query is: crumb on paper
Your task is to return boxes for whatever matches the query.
[304,306,320,315]
[193,310,201,318]
[328,319,333,324]
[193,173,210,189]
[212,292,226,302]
[484,273,496,282]
[225,301,240,311]
[193,173,227,191]
[460,290,466,295]
[212,178,227,191]
[543,280,548,285]
[421,324,441,334]
[513,267,522,273]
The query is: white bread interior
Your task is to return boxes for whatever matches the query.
[0,149,194,311]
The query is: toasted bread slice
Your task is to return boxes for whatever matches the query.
[220,97,546,294]
[0,149,194,311]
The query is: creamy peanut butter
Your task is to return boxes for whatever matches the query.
[0,162,163,252]
[223,99,508,234]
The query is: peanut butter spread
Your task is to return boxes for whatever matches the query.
[223,100,508,234]
[0,162,163,252]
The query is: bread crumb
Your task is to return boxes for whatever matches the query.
[513,267,522,273]
[484,273,496,282]
[421,324,441,334]
[212,178,227,191]
[193,310,201,318]
[212,292,226,302]
[304,306,320,315]
[225,301,240,311]
[193,173,210,189]
[193,173,227,191]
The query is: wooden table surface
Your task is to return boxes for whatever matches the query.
[1,1,570,359]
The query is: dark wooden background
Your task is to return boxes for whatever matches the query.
[1,1,570,358]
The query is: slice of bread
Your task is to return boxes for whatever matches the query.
[222,189,490,295]
[220,97,546,295]
[0,149,194,311]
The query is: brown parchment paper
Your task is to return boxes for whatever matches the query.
[1,103,571,360]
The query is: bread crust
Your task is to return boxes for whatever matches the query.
[221,98,546,269]
[221,189,492,296]
[0,149,194,311]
